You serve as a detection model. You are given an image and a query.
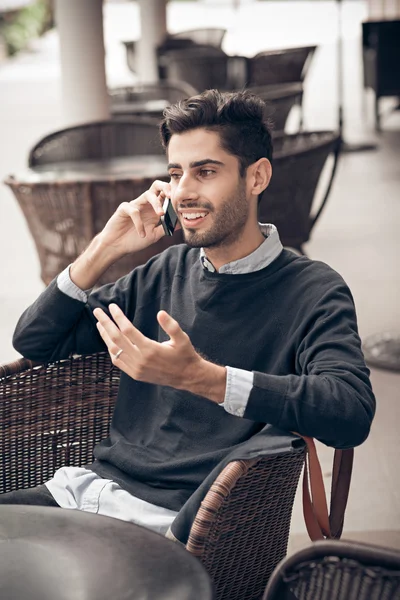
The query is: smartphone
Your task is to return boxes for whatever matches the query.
[160,197,178,236]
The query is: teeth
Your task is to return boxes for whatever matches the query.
[183,213,207,220]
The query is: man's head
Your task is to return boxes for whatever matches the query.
[160,89,273,176]
[159,89,273,256]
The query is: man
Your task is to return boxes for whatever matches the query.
[3,90,375,536]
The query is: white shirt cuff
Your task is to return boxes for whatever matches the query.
[57,264,88,303]
[220,367,254,417]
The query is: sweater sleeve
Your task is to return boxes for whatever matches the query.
[12,272,136,363]
[243,280,376,449]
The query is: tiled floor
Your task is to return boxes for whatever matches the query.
[0,0,399,552]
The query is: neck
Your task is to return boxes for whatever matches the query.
[204,221,265,272]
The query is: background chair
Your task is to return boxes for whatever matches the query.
[123,28,227,77]
[162,46,230,92]
[0,352,306,600]
[260,131,341,255]
[109,80,198,119]
[247,45,317,87]
[247,46,317,128]
[247,83,304,133]
[109,80,198,105]
[262,539,400,600]
[169,27,227,48]
[28,118,164,167]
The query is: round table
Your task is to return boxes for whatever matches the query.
[0,505,214,600]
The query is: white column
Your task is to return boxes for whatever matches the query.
[136,0,168,83]
[55,0,110,126]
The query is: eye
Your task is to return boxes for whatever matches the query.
[199,169,215,177]
[169,172,182,181]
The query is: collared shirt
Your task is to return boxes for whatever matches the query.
[48,223,282,530]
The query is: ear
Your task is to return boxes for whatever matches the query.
[247,158,272,197]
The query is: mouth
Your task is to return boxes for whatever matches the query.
[179,211,209,228]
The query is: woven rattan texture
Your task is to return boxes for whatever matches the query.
[261,131,340,252]
[286,556,400,600]
[248,46,317,87]
[187,448,305,600]
[109,81,198,106]
[163,47,230,92]
[28,120,163,167]
[0,353,118,494]
[5,177,183,286]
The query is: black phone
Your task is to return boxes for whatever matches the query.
[160,198,178,236]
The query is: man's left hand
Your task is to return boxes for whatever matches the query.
[93,304,227,403]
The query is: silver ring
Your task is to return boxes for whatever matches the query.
[114,348,123,360]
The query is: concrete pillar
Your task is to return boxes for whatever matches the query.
[136,0,168,83]
[55,0,110,126]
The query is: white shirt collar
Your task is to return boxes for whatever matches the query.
[200,224,283,274]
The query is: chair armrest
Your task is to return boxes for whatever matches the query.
[186,447,305,600]
[0,352,119,493]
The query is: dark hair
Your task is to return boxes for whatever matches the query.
[160,89,273,177]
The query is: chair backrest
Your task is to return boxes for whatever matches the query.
[186,449,305,600]
[0,353,118,494]
[248,83,303,132]
[259,131,341,252]
[28,119,164,167]
[247,45,317,87]
[262,539,400,600]
[171,28,227,48]
[162,46,230,92]
[109,81,198,106]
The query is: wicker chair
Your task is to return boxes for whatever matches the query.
[170,28,227,48]
[248,83,304,133]
[0,352,306,600]
[109,80,198,105]
[247,46,317,88]
[247,46,317,129]
[109,80,198,119]
[261,131,341,254]
[262,539,400,600]
[162,46,230,92]
[28,118,164,167]
[123,28,227,76]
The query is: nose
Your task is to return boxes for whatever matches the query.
[172,174,199,205]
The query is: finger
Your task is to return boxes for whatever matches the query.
[150,179,172,199]
[128,204,146,238]
[109,304,148,349]
[96,321,122,358]
[144,190,167,217]
[93,307,126,350]
[157,311,187,344]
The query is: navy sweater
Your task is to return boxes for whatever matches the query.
[13,246,375,511]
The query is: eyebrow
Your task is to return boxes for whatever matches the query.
[167,159,225,170]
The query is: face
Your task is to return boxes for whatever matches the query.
[167,129,250,249]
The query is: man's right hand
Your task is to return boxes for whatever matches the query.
[69,180,172,290]
[98,179,171,256]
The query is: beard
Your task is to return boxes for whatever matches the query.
[181,180,249,249]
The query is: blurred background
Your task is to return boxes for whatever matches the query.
[0,0,399,562]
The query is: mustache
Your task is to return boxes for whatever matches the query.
[177,202,213,211]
